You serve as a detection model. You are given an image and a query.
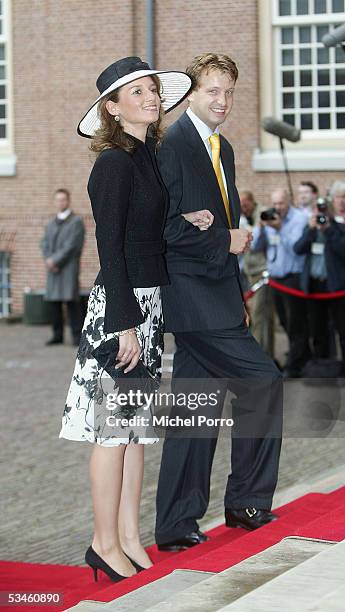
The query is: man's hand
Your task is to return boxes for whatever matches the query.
[182,209,214,231]
[309,214,318,229]
[115,331,142,374]
[263,217,282,230]
[46,257,59,273]
[229,229,253,254]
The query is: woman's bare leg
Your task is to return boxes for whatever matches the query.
[90,443,136,576]
[118,443,153,568]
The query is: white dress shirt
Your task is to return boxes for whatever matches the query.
[57,208,72,221]
[186,107,228,197]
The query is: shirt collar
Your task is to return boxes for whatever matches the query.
[186,107,220,145]
[57,208,72,221]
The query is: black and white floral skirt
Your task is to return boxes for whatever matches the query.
[59,284,163,446]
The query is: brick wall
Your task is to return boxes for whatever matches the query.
[1,0,342,314]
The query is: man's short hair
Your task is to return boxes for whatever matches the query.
[186,53,238,90]
[299,181,319,194]
[239,190,255,202]
[54,188,70,200]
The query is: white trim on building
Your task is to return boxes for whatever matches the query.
[0,0,15,176]
[253,147,345,170]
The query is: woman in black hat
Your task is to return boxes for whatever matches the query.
[59,57,212,582]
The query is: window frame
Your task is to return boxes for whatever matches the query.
[0,0,15,176]
[254,0,345,171]
[0,251,11,318]
[273,0,345,140]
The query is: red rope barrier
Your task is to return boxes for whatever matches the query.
[268,279,345,300]
[244,290,255,301]
[243,277,345,302]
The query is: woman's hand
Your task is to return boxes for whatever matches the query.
[115,330,142,373]
[182,209,214,231]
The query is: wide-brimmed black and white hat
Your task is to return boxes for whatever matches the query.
[77,56,192,138]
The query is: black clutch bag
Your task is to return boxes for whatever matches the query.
[91,337,160,397]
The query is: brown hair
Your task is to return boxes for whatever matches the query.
[239,190,255,202]
[186,53,239,90]
[299,181,319,195]
[54,188,70,200]
[90,75,164,155]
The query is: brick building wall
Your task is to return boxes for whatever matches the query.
[1,0,343,315]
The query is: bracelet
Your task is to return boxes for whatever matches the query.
[118,329,137,336]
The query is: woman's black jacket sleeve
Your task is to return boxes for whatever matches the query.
[87,149,144,333]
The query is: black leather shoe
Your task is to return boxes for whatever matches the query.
[45,337,63,346]
[157,529,209,551]
[225,508,278,530]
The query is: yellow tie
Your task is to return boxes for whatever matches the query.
[209,133,232,228]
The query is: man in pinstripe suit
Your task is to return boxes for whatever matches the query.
[155,53,282,551]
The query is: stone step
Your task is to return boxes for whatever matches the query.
[218,538,345,611]
[65,602,105,611]
[144,537,334,612]
[103,569,214,611]
[66,569,214,611]
[305,583,345,611]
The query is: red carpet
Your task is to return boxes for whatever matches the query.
[1,486,344,611]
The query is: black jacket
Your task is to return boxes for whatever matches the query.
[88,136,169,333]
[157,112,244,332]
[294,220,345,292]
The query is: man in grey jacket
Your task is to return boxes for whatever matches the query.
[41,188,85,346]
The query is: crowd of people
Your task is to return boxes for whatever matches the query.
[239,180,345,377]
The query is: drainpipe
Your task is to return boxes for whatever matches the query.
[146,0,155,68]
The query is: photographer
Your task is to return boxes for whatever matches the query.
[297,181,319,216]
[239,190,274,356]
[294,181,345,366]
[252,188,309,377]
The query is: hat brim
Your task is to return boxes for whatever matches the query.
[77,70,192,138]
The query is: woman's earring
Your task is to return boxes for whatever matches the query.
[114,115,120,122]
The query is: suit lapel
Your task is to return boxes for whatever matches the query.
[178,113,230,227]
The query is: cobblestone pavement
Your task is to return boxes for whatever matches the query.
[1,322,344,566]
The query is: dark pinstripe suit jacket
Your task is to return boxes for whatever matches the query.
[157,111,245,332]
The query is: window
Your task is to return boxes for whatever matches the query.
[254,0,345,170]
[274,0,345,133]
[0,251,11,317]
[0,0,8,141]
[0,0,15,175]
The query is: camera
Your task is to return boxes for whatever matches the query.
[260,207,279,222]
[316,198,328,225]
[316,198,328,213]
[316,214,328,225]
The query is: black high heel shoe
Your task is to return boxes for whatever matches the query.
[85,546,131,583]
[124,553,146,572]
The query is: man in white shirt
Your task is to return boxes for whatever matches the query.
[296,181,319,218]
